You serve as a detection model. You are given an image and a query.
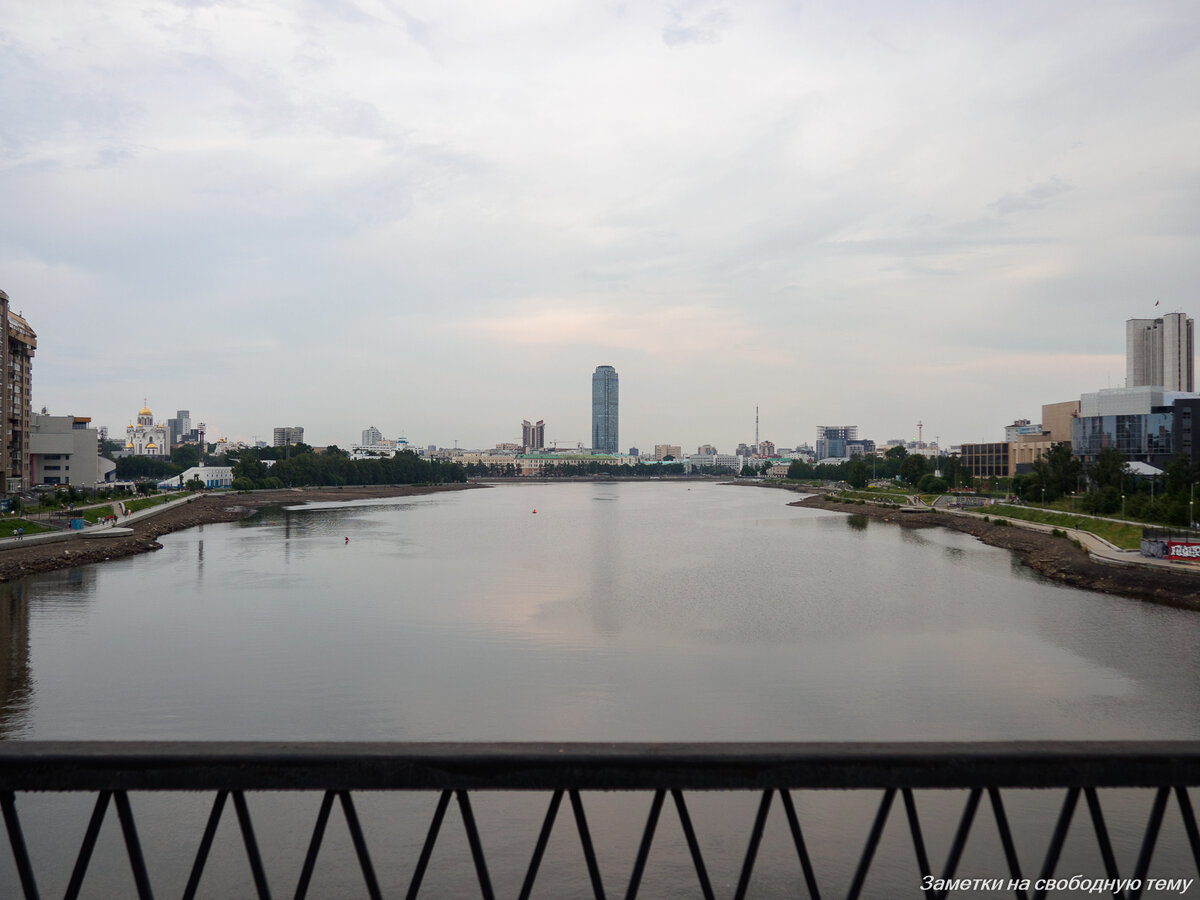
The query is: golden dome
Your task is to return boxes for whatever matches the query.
[139,397,152,416]
[146,441,157,449]
[125,442,134,449]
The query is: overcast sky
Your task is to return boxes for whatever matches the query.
[3,1,1198,452]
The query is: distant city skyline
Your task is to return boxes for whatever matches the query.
[5,3,1198,451]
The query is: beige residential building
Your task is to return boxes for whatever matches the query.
[0,291,36,492]
[653,444,682,460]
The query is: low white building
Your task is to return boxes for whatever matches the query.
[685,454,743,471]
[157,465,234,490]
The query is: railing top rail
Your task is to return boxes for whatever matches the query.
[2,741,1200,792]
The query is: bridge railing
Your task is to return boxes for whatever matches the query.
[1,741,1199,900]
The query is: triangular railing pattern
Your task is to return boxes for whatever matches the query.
[0,742,1198,899]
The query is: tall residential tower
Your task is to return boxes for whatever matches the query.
[0,290,36,492]
[1127,312,1194,392]
[591,365,619,453]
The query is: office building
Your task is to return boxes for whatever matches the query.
[960,443,1011,479]
[1071,386,1200,467]
[0,292,35,492]
[1127,313,1194,392]
[362,425,383,446]
[816,426,857,460]
[30,414,99,487]
[522,419,545,451]
[273,426,304,448]
[591,365,618,454]
[168,411,192,446]
[654,444,682,461]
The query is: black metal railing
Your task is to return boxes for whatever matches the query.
[0,742,1198,899]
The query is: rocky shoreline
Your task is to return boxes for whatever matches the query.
[791,493,1200,611]
[0,484,481,583]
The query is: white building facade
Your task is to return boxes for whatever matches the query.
[1127,313,1194,392]
[30,414,100,486]
[157,465,234,490]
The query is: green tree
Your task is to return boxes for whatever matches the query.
[1028,442,1081,502]
[116,456,178,479]
[918,474,948,493]
[232,449,269,484]
[1164,454,1196,498]
[787,459,816,480]
[171,444,199,470]
[846,458,868,489]
[1088,447,1127,492]
[899,454,927,487]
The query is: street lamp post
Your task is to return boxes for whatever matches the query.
[1122,494,1126,518]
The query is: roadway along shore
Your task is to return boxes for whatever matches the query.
[791,492,1200,611]
[0,484,482,584]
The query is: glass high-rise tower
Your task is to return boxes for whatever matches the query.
[591,365,619,453]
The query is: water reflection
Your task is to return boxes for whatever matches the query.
[0,582,33,738]
[845,514,868,531]
[588,487,622,638]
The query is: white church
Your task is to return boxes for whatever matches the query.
[125,400,170,457]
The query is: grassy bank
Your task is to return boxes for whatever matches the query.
[971,504,1143,550]
[80,505,114,524]
[2,519,53,537]
[124,493,187,514]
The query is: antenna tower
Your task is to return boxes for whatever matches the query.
[755,406,759,448]
[917,420,924,447]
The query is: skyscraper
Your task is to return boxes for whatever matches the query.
[591,365,618,453]
[521,419,545,450]
[1127,312,1194,392]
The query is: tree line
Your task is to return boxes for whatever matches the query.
[231,448,465,490]
[785,445,965,493]
[461,461,690,478]
[785,442,1199,527]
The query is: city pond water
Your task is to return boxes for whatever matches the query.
[0,481,1197,897]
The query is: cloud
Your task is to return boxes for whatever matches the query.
[989,176,1074,216]
[662,1,731,47]
[3,2,1200,449]
[466,303,784,365]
